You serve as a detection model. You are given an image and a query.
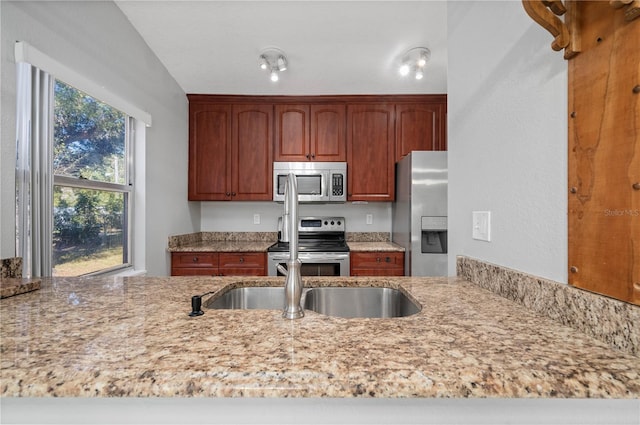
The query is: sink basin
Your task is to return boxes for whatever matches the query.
[205,286,284,310]
[205,285,421,318]
[304,287,420,318]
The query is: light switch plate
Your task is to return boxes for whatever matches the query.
[366,214,373,225]
[472,211,491,241]
[253,214,260,225]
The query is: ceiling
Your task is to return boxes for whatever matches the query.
[115,1,448,95]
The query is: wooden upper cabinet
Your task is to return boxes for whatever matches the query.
[275,104,346,161]
[347,104,395,202]
[395,102,447,161]
[275,104,309,161]
[188,103,232,200]
[188,97,272,201]
[231,104,273,200]
[311,105,346,161]
[189,95,446,203]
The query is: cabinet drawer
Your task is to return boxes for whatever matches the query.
[172,252,217,268]
[218,252,265,269]
[170,267,219,276]
[218,268,266,277]
[351,252,404,269]
[351,268,405,277]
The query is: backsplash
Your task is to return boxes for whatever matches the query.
[1,257,22,278]
[457,256,639,357]
[168,232,278,249]
[346,232,390,242]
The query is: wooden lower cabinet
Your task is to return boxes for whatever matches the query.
[171,252,266,276]
[350,252,404,276]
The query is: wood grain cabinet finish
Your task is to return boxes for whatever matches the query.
[350,252,405,276]
[188,95,446,203]
[274,104,346,162]
[171,252,266,276]
[568,1,640,305]
[188,103,232,200]
[171,252,219,276]
[347,104,396,202]
[188,98,272,201]
[395,101,447,161]
[218,252,266,276]
[231,104,273,200]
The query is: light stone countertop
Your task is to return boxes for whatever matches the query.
[167,240,274,253]
[347,242,404,252]
[0,278,41,299]
[1,275,638,399]
[167,240,403,253]
[167,232,403,253]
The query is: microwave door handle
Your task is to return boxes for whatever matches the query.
[323,173,329,199]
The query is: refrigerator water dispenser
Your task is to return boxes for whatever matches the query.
[421,216,447,254]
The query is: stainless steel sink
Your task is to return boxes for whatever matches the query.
[205,286,284,310]
[205,285,421,318]
[304,287,420,318]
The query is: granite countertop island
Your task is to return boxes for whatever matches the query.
[1,275,638,400]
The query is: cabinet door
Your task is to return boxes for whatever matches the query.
[311,104,346,161]
[395,103,446,161]
[274,104,310,161]
[231,104,273,200]
[188,104,232,200]
[347,104,395,202]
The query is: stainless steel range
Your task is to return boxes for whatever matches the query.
[267,216,350,276]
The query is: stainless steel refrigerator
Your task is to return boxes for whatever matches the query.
[392,151,448,276]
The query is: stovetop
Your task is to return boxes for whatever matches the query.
[267,239,350,253]
[268,216,349,253]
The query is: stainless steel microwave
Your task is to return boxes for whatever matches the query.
[273,162,347,203]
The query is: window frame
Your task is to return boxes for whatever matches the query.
[52,108,135,276]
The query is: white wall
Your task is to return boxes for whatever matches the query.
[200,202,392,234]
[0,1,197,276]
[447,1,567,282]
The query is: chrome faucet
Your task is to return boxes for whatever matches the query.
[280,172,304,319]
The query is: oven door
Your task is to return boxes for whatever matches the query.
[268,252,350,276]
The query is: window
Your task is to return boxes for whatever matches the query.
[15,42,149,278]
[52,80,133,276]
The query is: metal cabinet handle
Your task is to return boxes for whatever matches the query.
[225,192,231,196]
[376,257,381,262]
[311,153,316,159]
[633,182,640,190]
[385,257,391,263]
[192,257,198,263]
[239,257,244,263]
[231,192,236,196]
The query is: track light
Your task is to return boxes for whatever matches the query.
[398,47,430,81]
[258,48,288,83]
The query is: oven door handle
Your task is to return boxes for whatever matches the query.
[297,252,349,262]
[276,264,288,275]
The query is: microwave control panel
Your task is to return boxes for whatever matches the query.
[332,173,344,196]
